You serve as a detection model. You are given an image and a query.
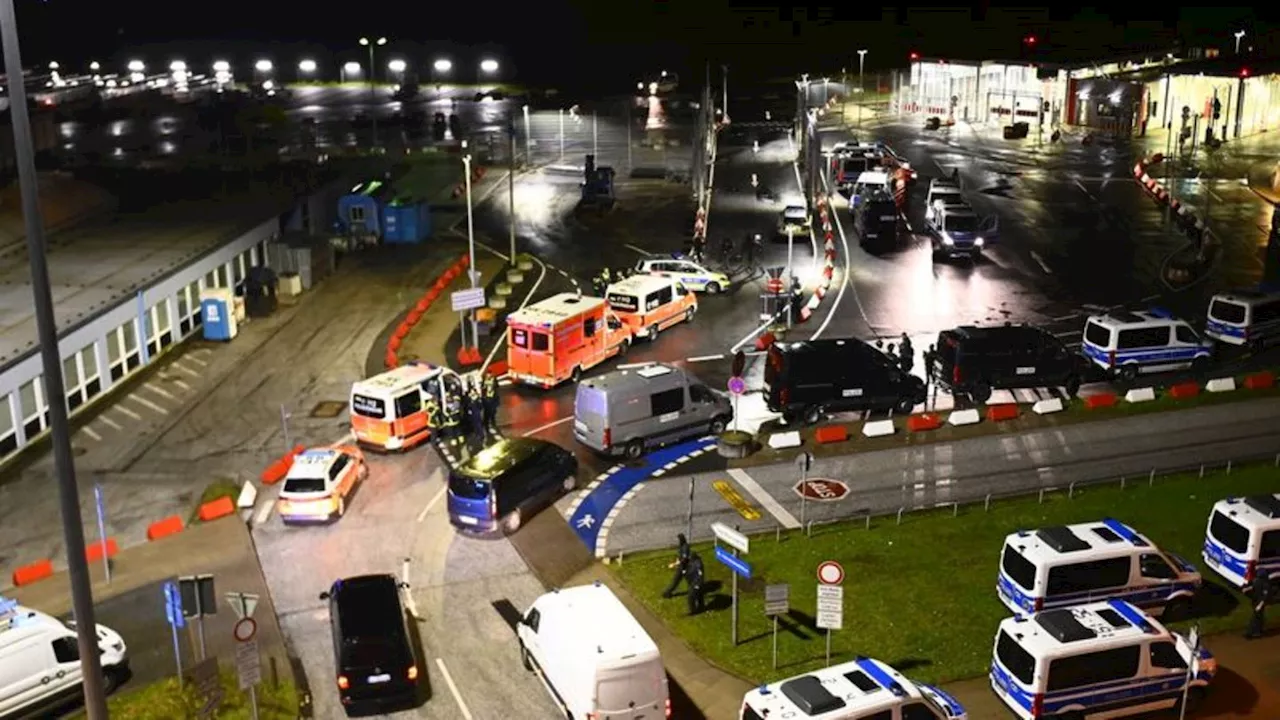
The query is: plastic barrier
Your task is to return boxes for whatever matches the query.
[486,360,509,377]
[1125,387,1156,403]
[906,413,942,432]
[12,559,54,587]
[1032,398,1065,415]
[1084,392,1118,409]
[457,347,482,366]
[198,495,236,522]
[406,309,423,325]
[814,425,848,444]
[862,419,895,437]
[948,408,981,426]
[754,332,776,351]
[1206,377,1236,393]
[385,350,398,369]
[85,538,119,564]
[147,515,185,541]
[414,298,430,313]
[388,336,403,353]
[1244,371,1275,390]
[1168,381,1201,399]
[425,288,441,303]
[985,404,1019,422]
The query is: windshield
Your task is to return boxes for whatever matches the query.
[1209,299,1247,325]
[351,394,386,419]
[596,660,664,712]
[996,630,1036,685]
[945,215,979,233]
[448,472,491,500]
[576,385,607,420]
[341,638,407,671]
[1084,321,1112,348]
[283,476,326,494]
[1002,544,1036,589]
[607,293,639,313]
[1209,510,1249,553]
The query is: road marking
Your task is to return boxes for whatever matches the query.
[557,268,569,277]
[522,415,573,437]
[727,468,801,528]
[170,378,191,391]
[184,354,208,367]
[435,658,474,720]
[1029,250,1053,275]
[417,486,447,523]
[98,414,122,431]
[190,347,212,357]
[1073,178,1098,202]
[129,394,169,415]
[712,480,763,521]
[686,354,726,363]
[114,405,142,421]
[624,243,652,256]
[479,242,548,373]
[616,362,656,370]
[172,361,200,377]
[401,558,422,620]
[254,497,275,525]
[145,381,175,400]
[81,425,102,442]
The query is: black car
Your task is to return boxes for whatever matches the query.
[932,324,1082,403]
[446,438,578,534]
[764,338,926,424]
[319,574,422,716]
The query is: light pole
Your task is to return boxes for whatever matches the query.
[522,104,532,164]
[507,116,517,260]
[858,49,868,127]
[360,36,387,146]
[461,152,479,345]
[1234,30,1246,54]
[558,108,565,161]
[592,110,598,159]
[785,227,795,329]
[0,0,108,716]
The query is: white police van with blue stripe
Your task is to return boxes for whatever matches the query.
[997,519,1201,620]
[1081,309,1212,382]
[1204,288,1280,352]
[740,655,966,719]
[1202,494,1280,591]
[990,599,1216,719]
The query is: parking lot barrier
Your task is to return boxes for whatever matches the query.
[814,425,848,444]
[906,413,943,432]
[146,515,185,541]
[985,403,1020,422]
[384,350,398,369]
[198,496,235,522]
[1168,381,1201,400]
[1084,392,1118,409]
[85,538,119,564]
[12,559,54,587]
[1245,371,1275,390]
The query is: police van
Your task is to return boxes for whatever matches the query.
[997,518,1201,619]
[740,655,967,720]
[1080,308,1213,382]
[1201,494,1280,591]
[924,178,963,217]
[1204,288,1280,351]
[764,337,926,425]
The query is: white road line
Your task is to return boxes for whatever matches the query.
[401,558,422,620]
[727,468,801,528]
[329,430,355,446]
[521,415,573,437]
[479,242,548,373]
[190,347,212,357]
[1073,178,1098,202]
[1208,189,1225,203]
[129,394,168,415]
[616,362,656,370]
[114,405,142,421]
[170,378,191,391]
[145,381,175,400]
[417,486,447,523]
[184,354,208,367]
[1029,251,1053,275]
[98,414,122,431]
[254,498,275,525]
[624,243,652,256]
[172,361,200,377]
[686,354,725,363]
[435,658,474,720]
[557,269,569,277]
[81,426,102,442]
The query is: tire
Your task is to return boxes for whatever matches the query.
[970,382,992,404]
[895,396,916,415]
[648,324,660,341]
[705,282,722,294]
[624,440,644,460]
[617,338,630,356]
[1118,364,1139,383]
[103,668,121,695]
[502,508,523,534]
[1063,374,1081,398]
[1191,355,1209,373]
[802,405,824,425]
[1163,597,1192,623]
[520,643,533,671]
[709,416,728,435]
[571,366,583,384]
[684,308,695,323]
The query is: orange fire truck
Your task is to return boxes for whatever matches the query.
[506,293,634,388]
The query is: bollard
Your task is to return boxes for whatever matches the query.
[1069,482,1076,499]
[897,507,905,525]
[1199,464,1205,479]
[1149,468,1155,486]
[984,494,991,512]
[1038,488,1046,504]
[1121,476,1126,490]
[865,514,871,530]
[952,502,959,517]
[619,551,625,565]
[1227,460,1232,474]
[806,521,813,537]
[776,525,781,543]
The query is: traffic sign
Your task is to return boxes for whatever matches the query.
[795,451,813,474]
[727,376,746,395]
[233,617,257,643]
[711,522,749,553]
[794,478,849,502]
[817,560,845,585]
[714,546,753,579]
[451,287,486,312]
[235,637,261,690]
[225,592,259,620]
[816,585,844,630]
[764,584,790,616]
[163,581,185,629]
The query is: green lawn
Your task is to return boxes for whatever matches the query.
[72,669,298,719]
[614,463,1280,686]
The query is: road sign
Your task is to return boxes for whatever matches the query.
[225,592,259,620]
[180,575,217,618]
[235,636,262,690]
[711,522,750,553]
[727,376,746,395]
[233,617,257,643]
[714,546,753,579]
[817,560,845,585]
[450,287,486,312]
[794,478,850,502]
[795,451,813,474]
[764,584,790,616]
[163,581,185,629]
[816,585,844,630]
[731,350,746,377]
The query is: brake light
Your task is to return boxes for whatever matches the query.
[1034,597,1044,611]
[1108,349,1116,367]
[337,675,350,690]
[953,365,961,384]
[407,665,419,681]
[1031,693,1044,717]
[1245,560,1257,583]
[603,427,611,447]
[666,698,672,718]
[780,387,790,405]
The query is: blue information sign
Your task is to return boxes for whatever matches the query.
[164,581,185,629]
[715,545,753,579]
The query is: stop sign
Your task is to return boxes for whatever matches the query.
[793,478,850,502]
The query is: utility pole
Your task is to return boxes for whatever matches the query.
[722,64,729,122]
[508,120,517,260]
[558,108,565,161]
[0,1,108,717]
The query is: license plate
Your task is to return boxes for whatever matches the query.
[367,674,391,684]
[1016,366,1035,375]
[457,515,478,525]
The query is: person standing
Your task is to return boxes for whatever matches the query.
[468,383,485,446]
[685,552,706,616]
[443,387,463,439]
[482,373,499,428]
[1246,573,1273,639]
[924,344,938,392]
[662,534,691,599]
[425,396,442,438]
[899,333,914,374]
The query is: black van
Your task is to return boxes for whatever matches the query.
[764,338,926,424]
[932,324,1082,403]
[319,574,421,716]
[447,438,578,534]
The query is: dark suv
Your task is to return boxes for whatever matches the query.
[319,574,422,716]
[764,338,926,424]
[932,324,1082,403]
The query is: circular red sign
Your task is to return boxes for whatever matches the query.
[793,478,850,502]
[233,617,257,643]
[817,561,845,585]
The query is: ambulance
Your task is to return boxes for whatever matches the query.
[349,362,463,450]
[605,275,697,341]
[507,293,634,388]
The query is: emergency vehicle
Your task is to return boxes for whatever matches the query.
[849,170,890,209]
[740,655,966,720]
[506,292,634,388]
[635,254,731,294]
[605,274,697,340]
[349,362,462,451]
[778,204,812,237]
[1202,494,1280,590]
[831,144,880,189]
[927,204,992,259]
[1081,308,1213,382]
[277,446,369,524]
[853,187,901,250]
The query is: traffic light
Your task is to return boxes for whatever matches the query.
[1213,98,1222,120]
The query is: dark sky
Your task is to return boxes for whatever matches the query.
[12,2,1278,89]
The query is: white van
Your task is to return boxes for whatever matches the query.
[740,655,967,719]
[1202,494,1280,590]
[1204,288,1280,351]
[517,582,669,720]
[1080,308,1213,381]
[991,600,1216,719]
[0,599,128,718]
[997,518,1201,619]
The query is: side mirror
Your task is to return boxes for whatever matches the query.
[318,591,331,601]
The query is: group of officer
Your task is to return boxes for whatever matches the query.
[661,534,707,615]
[425,372,500,445]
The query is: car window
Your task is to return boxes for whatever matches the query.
[1139,553,1177,580]
[52,637,79,663]
[1176,325,1200,344]
[901,702,942,720]
[525,608,540,632]
[329,455,351,481]
[1149,641,1187,671]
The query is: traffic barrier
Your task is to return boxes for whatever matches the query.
[824,237,835,251]
[486,360,508,377]
[755,331,776,351]
[85,538,119,564]
[392,325,409,342]
[388,336,403,353]
[406,309,423,325]
[12,559,54,587]
[459,253,470,267]
[198,496,236,522]
[985,403,1019,422]
[1244,371,1275,390]
[425,288,441,303]
[147,515,185,541]
[1084,392,1118,409]
[1206,377,1236,393]
[906,413,942,432]
[414,297,430,313]
[261,444,304,485]
[1124,387,1156,403]
[862,419,895,438]
[384,350,398,369]
[814,425,848,444]
[433,277,448,293]
[1134,164,1145,178]
[948,408,981,426]
[822,266,834,280]
[457,346,482,366]
[1140,173,1152,186]
[768,431,803,449]
[1168,381,1201,400]
[1032,398,1065,415]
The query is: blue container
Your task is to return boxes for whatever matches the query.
[200,289,237,341]
[382,198,432,244]
[336,180,393,238]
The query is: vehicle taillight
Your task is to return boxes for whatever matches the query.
[1034,597,1044,612]
[1108,350,1116,368]
[337,675,350,690]
[489,492,497,518]
[665,698,672,718]
[1031,693,1044,717]
[780,387,790,405]
[953,365,961,384]
[1245,560,1257,583]
[603,428,611,447]
[407,665,419,681]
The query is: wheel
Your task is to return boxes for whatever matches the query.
[520,643,533,671]
[1063,374,1081,398]
[895,396,916,415]
[648,324,660,341]
[802,405,824,425]
[624,440,644,460]
[617,338,630,356]
[1191,355,1209,373]
[705,282,722,294]
[1162,597,1192,623]
[684,307,695,323]
[502,508,523,534]
[1118,364,1139,383]
[571,366,583,383]
[102,668,121,695]
[709,416,728,435]
[1179,687,1206,714]
[970,382,992,404]
[562,473,576,492]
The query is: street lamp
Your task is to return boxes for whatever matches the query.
[88,60,100,72]
[388,58,407,74]
[254,59,273,73]
[298,58,317,76]
[433,58,452,74]
[522,104,532,162]
[126,59,145,73]
[213,60,230,73]
[857,49,868,126]
[359,37,387,146]
[461,152,479,342]
[169,60,186,73]
[47,60,58,70]
[480,58,499,75]
[341,61,360,83]
[1234,30,1246,54]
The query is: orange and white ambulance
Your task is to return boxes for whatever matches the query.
[507,292,634,388]
[349,362,463,450]
[605,274,697,341]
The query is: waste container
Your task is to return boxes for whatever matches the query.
[200,287,238,341]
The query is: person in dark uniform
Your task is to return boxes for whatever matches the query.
[899,333,914,374]
[720,236,735,262]
[467,383,485,446]
[924,344,938,392]
[744,233,758,265]
[443,389,463,439]
[482,374,499,428]
[685,552,706,616]
[662,534,691,598]
[1246,573,1273,639]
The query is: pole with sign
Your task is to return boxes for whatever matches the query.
[764,584,790,669]
[228,592,262,720]
[92,484,110,584]
[816,560,845,667]
[686,476,695,540]
[730,351,746,432]
[796,451,813,528]
[179,574,217,661]
[1178,624,1200,720]
[711,522,750,646]
[163,581,185,687]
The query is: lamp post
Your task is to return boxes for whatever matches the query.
[461,152,479,345]
[522,104,532,164]
[1234,30,1246,54]
[298,58,317,83]
[857,49,868,127]
[558,108,565,161]
[0,0,108,716]
[360,36,387,146]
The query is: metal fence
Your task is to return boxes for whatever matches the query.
[521,98,696,178]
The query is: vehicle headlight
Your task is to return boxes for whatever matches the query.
[942,233,954,246]
[974,237,985,247]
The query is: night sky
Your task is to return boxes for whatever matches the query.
[12,2,1279,89]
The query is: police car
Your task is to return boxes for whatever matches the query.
[991,600,1216,720]
[1081,308,1213,381]
[277,446,369,524]
[635,254,731,294]
[740,655,966,720]
[778,205,812,237]
[1204,288,1280,351]
[1202,494,1280,591]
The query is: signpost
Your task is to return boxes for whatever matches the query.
[187,657,222,719]
[162,581,185,687]
[816,560,845,667]
[92,484,110,584]
[712,522,751,646]
[228,592,262,720]
[764,584,790,669]
[179,574,217,660]
[451,287,486,357]
[729,351,746,431]
[795,451,813,526]
[1179,624,1201,720]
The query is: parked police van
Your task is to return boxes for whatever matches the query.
[764,338,926,425]
[990,599,1216,720]
[574,363,732,459]
[997,518,1201,619]
[1205,288,1280,351]
[740,655,967,720]
[1202,493,1280,591]
[1081,308,1213,382]
[933,324,1082,403]
[924,178,963,213]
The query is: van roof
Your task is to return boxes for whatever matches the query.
[507,293,604,328]
[1212,494,1280,531]
[0,602,68,648]
[455,437,547,479]
[579,363,685,395]
[1003,518,1153,565]
[607,274,675,295]
[540,583,659,660]
[332,574,405,639]
[1213,288,1280,305]
[998,600,1164,658]
[1090,308,1183,328]
[352,363,441,393]
[742,656,926,718]
[943,324,1044,344]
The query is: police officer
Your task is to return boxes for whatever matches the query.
[720,235,735,262]
[425,396,442,436]
[662,534,691,598]
[924,343,938,392]
[685,552,707,616]
[443,388,463,439]
[468,382,486,446]
[744,233,757,265]
[899,333,914,374]
[482,373,499,428]
[1246,573,1273,639]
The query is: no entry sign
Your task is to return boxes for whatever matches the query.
[793,478,850,502]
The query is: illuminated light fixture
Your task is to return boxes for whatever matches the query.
[298,59,318,73]
[89,61,100,72]
[388,59,407,73]
[48,61,59,70]
[255,59,273,73]
[433,58,452,73]
[169,60,187,73]
[213,60,231,73]
[909,52,920,61]
[127,59,145,72]
[360,36,387,47]
[343,61,361,74]
[480,59,499,74]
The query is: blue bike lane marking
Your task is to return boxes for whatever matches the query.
[568,437,717,552]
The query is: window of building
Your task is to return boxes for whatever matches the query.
[217,264,229,287]
[177,289,190,336]
[121,320,141,372]
[81,346,100,400]
[63,353,80,390]
[19,378,43,439]
[234,253,246,283]
[0,394,16,459]
[107,328,124,381]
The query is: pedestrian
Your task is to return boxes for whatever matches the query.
[745,234,757,265]
[924,344,937,388]
[720,236,735,262]
[468,384,485,446]
[482,373,499,428]
[425,396,442,437]
[661,534,691,598]
[1245,573,1273,639]
[685,552,706,616]
[444,389,463,439]
[899,333,914,374]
